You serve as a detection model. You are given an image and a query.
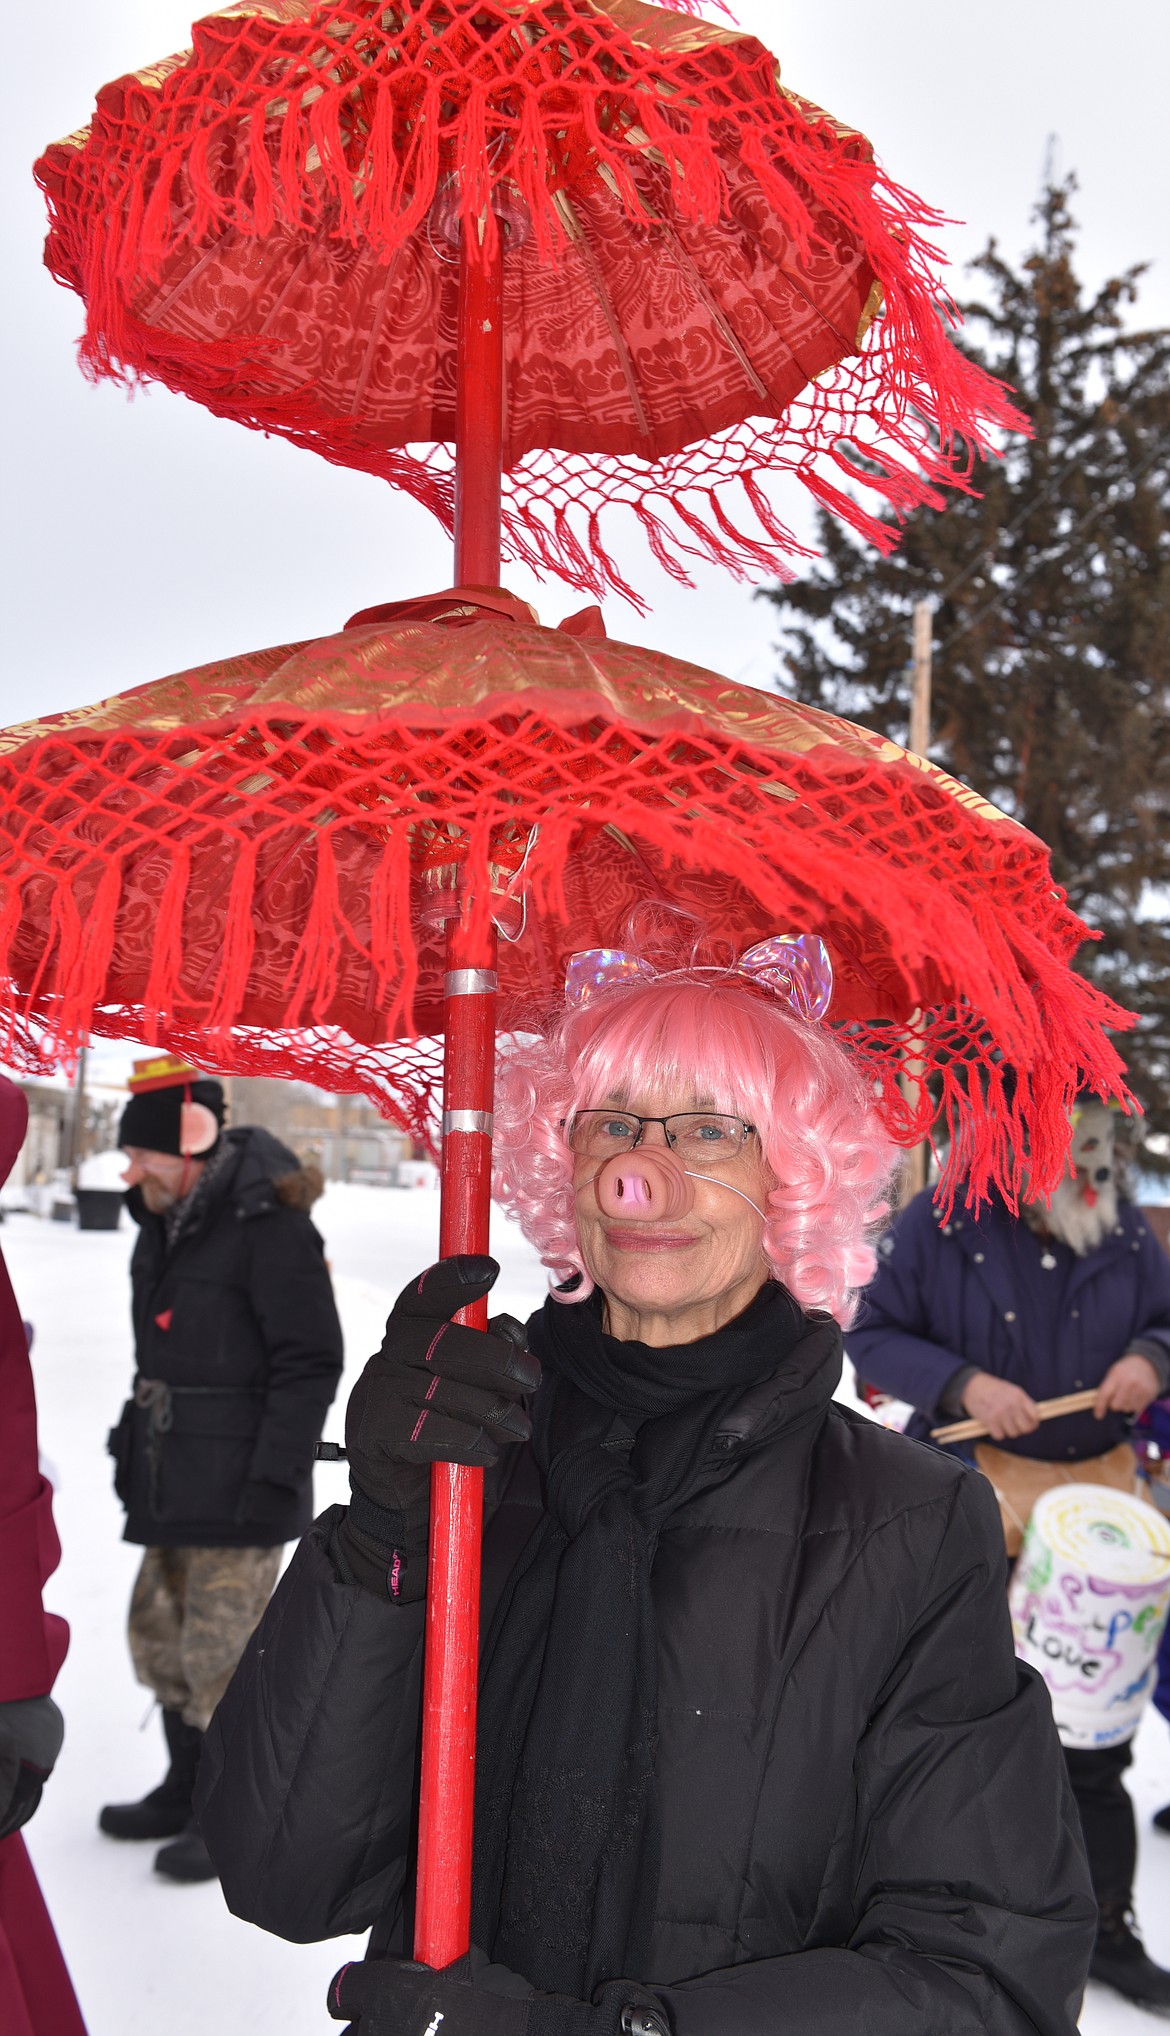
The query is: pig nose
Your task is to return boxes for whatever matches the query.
[594,1148,695,1221]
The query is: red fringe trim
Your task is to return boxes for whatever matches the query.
[205,838,258,1044]
[143,842,190,1040]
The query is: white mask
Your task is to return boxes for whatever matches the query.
[1031,1101,1119,1256]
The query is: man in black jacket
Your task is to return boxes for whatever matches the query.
[99,1057,343,1883]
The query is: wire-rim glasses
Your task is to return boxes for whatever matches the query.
[564,1110,756,1164]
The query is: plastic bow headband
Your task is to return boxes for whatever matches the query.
[564,935,833,1022]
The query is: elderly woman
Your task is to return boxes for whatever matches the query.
[198,959,1094,2036]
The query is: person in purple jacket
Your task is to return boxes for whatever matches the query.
[849,1100,1170,2017]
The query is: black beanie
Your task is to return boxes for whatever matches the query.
[118,1076,226,1158]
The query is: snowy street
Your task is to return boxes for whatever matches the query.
[8,1183,1170,2035]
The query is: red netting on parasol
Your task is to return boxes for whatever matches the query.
[0,593,1128,1206]
[36,0,1023,602]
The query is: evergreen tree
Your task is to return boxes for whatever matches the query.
[763,179,1170,1166]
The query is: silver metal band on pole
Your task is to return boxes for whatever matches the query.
[442,1110,494,1137]
[444,969,498,998]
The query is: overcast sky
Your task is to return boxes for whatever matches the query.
[2,0,1167,730]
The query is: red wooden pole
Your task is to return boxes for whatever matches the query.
[413,224,505,1969]
[453,222,504,590]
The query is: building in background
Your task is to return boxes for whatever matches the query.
[5,1080,69,1189]
[226,1079,411,1184]
[1,1067,414,1200]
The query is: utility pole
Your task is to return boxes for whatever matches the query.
[910,598,932,759]
[67,1044,88,1186]
[903,601,933,1199]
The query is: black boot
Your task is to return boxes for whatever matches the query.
[1090,1901,1170,2014]
[1154,1803,1170,1834]
[154,1820,218,1883]
[99,1710,202,1841]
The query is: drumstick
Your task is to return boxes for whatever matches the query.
[931,1387,1100,1445]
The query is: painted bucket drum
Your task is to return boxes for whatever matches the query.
[1009,1484,1170,1749]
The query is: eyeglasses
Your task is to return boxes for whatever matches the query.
[564,1110,756,1164]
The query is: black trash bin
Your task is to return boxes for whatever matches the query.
[75,1188,123,1231]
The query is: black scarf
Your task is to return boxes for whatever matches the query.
[471,1280,808,1997]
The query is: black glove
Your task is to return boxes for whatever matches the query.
[339,1257,539,1603]
[327,1952,670,2036]
[235,1477,296,1532]
[0,1695,65,1840]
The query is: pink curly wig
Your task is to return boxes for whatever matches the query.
[493,976,898,1326]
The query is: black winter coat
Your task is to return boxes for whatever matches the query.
[109,1127,344,1548]
[198,1312,1093,2036]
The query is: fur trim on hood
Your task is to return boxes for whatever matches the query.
[274,1163,325,1212]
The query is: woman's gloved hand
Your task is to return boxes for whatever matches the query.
[0,1695,65,1840]
[326,1952,670,2036]
[338,1257,539,1602]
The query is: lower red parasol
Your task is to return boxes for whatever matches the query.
[0,584,1129,1209]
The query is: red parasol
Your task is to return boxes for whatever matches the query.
[35,0,1023,602]
[0,579,1130,1202]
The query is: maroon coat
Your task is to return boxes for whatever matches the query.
[0,1083,68,1703]
[0,1076,87,2036]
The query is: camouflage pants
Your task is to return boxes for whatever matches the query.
[127,1545,282,1731]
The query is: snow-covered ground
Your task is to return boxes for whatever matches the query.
[7,1182,1170,2034]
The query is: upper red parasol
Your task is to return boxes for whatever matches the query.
[35,0,1023,601]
